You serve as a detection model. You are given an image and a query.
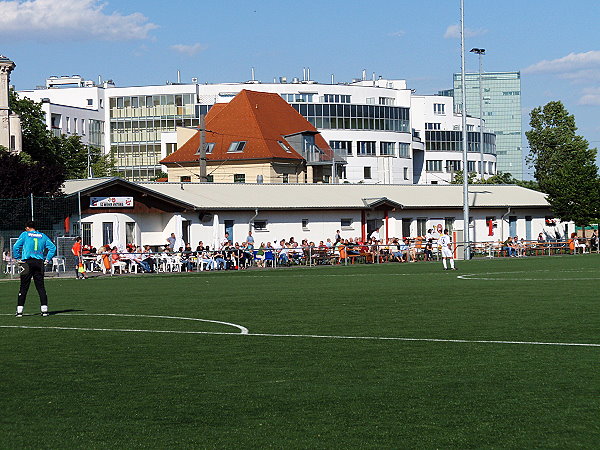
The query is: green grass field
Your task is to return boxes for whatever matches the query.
[1,256,599,448]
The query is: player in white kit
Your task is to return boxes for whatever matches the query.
[438,229,456,270]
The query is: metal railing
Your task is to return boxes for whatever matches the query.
[2,238,598,279]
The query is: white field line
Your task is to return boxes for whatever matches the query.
[458,268,600,281]
[0,315,598,348]
[0,313,249,334]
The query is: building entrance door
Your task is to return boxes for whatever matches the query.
[367,218,382,238]
[224,220,234,243]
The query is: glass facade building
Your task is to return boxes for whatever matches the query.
[452,71,522,179]
[291,103,410,133]
[425,130,496,154]
[109,93,201,180]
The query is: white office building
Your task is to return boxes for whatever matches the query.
[19,70,496,184]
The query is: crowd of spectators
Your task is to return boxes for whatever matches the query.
[6,227,597,276]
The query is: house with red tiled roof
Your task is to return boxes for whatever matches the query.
[160,90,345,183]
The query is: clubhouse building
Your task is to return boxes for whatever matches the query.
[62,177,557,253]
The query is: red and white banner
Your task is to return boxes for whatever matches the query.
[90,197,134,208]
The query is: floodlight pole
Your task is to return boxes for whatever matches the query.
[470,47,485,181]
[460,0,471,260]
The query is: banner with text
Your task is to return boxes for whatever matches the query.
[90,197,134,208]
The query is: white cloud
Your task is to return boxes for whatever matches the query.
[523,50,600,74]
[170,43,208,56]
[444,24,487,39]
[558,69,600,85]
[578,87,600,106]
[0,0,157,40]
[388,30,406,38]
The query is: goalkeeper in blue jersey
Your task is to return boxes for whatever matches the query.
[12,221,57,317]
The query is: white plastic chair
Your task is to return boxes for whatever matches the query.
[111,259,128,274]
[167,255,181,272]
[52,256,66,272]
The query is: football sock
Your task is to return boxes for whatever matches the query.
[41,305,48,313]
[443,259,448,269]
[450,259,455,269]
[17,305,24,314]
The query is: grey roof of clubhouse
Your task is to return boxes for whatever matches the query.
[62,178,550,211]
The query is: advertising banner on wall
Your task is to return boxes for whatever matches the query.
[90,197,134,208]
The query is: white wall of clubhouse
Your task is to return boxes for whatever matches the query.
[76,208,553,250]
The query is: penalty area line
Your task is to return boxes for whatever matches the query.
[0,325,598,348]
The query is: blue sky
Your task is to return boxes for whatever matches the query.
[2,0,600,173]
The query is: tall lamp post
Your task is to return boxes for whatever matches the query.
[470,47,485,181]
[460,0,470,260]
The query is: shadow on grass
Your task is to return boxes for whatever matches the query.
[48,309,85,316]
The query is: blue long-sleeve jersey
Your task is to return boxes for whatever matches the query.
[13,230,57,261]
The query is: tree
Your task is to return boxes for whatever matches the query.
[59,134,115,179]
[0,147,64,197]
[526,101,600,226]
[450,170,477,185]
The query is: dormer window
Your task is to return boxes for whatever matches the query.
[227,141,246,153]
[195,143,215,155]
[278,141,291,153]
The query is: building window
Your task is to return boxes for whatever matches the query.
[253,220,267,231]
[66,117,70,133]
[417,218,427,237]
[126,222,136,246]
[166,143,177,155]
[234,174,245,183]
[364,166,372,179]
[467,124,474,131]
[425,122,441,130]
[102,222,113,247]
[446,160,461,172]
[426,160,442,172]
[282,174,289,183]
[398,143,410,158]
[434,103,445,115]
[329,140,352,156]
[228,141,246,153]
[302,219,309,230]
[341,218,353,229]
[81,222,92,246]
[87,98,93,106]
[357,141,376,156]
[403,167,409,180]
[180,176,191,182]
[380,142,395,156]
[277,141,292,153]
[322,94,350,103]
[379,97,395,106]
[467,161,476,173]
[282,93,314,102]
[195,142,215,155]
